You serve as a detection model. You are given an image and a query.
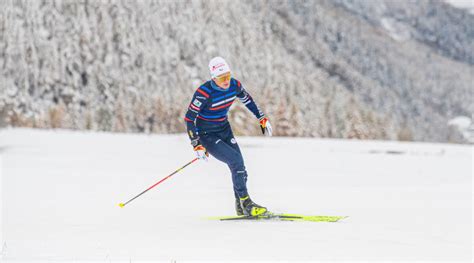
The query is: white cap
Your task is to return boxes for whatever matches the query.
[209,56,231,78]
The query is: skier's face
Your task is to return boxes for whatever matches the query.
[214,72,231,89]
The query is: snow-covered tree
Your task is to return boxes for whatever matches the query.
[0,0,471,143]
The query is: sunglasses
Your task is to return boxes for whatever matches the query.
[215,73,231,82]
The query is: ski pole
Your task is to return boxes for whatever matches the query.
[118,157,199,208]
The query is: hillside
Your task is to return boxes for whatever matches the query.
[0,0,472,142]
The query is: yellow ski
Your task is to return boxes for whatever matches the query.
[207,213,348,222]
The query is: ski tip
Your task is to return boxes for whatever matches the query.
[118,203,125,208]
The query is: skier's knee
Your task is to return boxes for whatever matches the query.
[229,154,244,168]
[229,160,244,172]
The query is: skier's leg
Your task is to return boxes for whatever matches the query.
[216,125,268,215]
[220,125,248,196]
[221,125,267,215]
[201,131,266,216]
[200,134,249,199]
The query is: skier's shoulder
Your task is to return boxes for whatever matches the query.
[231,77,243,91]
[194,81,213,99]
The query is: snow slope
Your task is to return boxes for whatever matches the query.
[445,0,474,14]
[0,129,472,262]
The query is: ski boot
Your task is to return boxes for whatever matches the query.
[235,197,244,216]
[240,196,267,216]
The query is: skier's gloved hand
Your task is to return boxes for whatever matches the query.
[259,117,273,136]
[191,138,209,161]
[194,145,209,161]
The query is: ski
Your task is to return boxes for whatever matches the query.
[207,213,348,222]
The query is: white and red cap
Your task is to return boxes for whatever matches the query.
[209,56,231,78]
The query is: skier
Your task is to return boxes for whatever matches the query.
[184,57,273,216]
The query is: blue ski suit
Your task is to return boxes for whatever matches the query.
[184,78,265,199]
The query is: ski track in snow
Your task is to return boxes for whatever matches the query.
[0,128,472,262]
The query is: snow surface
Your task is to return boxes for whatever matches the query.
[444,0,474,14]
[381,17,412,42]
[0,129,472,262]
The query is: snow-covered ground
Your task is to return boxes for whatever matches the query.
[445,0,474,14]
[0,129,472,262]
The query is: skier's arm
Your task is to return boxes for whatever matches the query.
[235,80,273,136]
[235,80,265,119]
[184,87,209,144]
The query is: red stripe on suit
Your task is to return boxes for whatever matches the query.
[197,116,226,122]
[196,88,209,98]
[190,104,200,111]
